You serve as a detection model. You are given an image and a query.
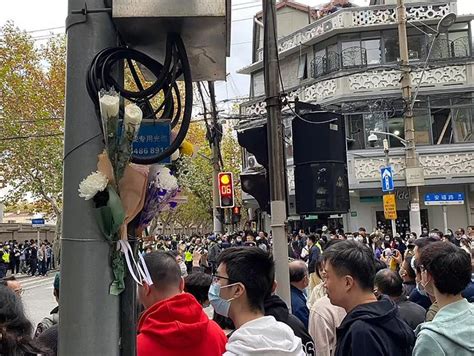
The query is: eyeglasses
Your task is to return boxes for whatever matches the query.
[212,274,236,284]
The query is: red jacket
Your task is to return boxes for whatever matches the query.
[137,292,227,356]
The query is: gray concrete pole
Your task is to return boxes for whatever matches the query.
[397,0,422,236]
[262,0,291,307]
[59,1,120,355]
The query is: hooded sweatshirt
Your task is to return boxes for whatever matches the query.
[335,297,415,356]
[264,294,315,356]
[137,293,226,356]
[413,298,474,356]
[224,315,305,356]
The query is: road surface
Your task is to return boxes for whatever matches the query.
[20,274,58,329]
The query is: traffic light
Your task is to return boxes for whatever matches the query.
[231,206,241,224]
[218,172,234,208]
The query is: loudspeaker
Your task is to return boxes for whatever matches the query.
[240,171,270,213]
[292,111,346,164]
[237,125,268,167]
[295,163,349,214]
[292,111,349,214]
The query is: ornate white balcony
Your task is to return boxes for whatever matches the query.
[239,1,456,74]
[348,144,474,189]
[240,64,471,116]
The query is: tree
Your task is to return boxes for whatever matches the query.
[176,121,245,231]
[0,22,65,239]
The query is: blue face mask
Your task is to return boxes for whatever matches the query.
[208,282,237,317]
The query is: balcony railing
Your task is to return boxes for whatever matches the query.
[431,36,470,61]
[311,47,368,78]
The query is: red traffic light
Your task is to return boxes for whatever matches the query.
[232,206,241,215]
[218,172,234,208]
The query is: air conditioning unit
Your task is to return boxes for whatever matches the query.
[247,155,262,169]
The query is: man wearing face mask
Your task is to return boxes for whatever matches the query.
[413,242,474,356]
[411,236,439,319]
[209,247,304,356]
[137,251,226,356]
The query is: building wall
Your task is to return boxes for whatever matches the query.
[347,184,471,233]
[257,7,310,50]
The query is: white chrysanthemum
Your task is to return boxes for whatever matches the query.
[154,166,178,191]
[78,171,108,200]
[124,103,143,132]
[99,94,120,119]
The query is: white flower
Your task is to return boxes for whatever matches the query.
[99,94,120,119]
[153,166,178,192]
[124,104,143,132]
[78,171,108,200]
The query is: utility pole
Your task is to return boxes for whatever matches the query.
[397,0,422,236]
[262,0,291,306]
[60,0,120,355]
[383,139,398,238]
[209,81,224,235]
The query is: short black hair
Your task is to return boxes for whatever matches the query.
[323,240,376,291]
[419,241,471,295]
[144,251,181,290]
[413,236,439,251]
[184,272,212,305]
[289,261,307,283]
[308,234,318,244]
[217,247,274,313]
[374,258,387,274]
[374,269,403,297]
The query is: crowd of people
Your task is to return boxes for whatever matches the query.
[0,239,56,279]
[0,225,472,355]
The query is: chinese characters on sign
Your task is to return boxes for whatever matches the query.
[424,192,465,206]
[132,121,171,163]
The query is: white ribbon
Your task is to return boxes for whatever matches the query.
[118,240,154,286]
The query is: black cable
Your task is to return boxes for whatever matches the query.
[86,33,192,164]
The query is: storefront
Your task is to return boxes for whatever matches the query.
[346,184,473,234]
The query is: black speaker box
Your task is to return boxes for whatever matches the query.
[292,111,346,164]
[292,111,349,214]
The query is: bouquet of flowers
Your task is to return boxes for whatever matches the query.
[138,166,179,229]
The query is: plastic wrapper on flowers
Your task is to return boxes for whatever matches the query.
[138,166,179,229]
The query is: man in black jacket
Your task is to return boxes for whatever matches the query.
[264,292,315,356]
[323,240,415,356]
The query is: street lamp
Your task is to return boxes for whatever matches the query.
[397,0,457,235]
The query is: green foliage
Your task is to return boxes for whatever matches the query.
[0,22,65,220]
[176,122,244,229]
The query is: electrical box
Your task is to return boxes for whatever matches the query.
[112,0,231,81]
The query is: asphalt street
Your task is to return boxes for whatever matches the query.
[19,274,58,329]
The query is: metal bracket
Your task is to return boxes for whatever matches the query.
[65,3,112,32]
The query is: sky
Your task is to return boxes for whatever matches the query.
[0,0,472,110]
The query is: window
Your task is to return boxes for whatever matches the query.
[298,53,308,79]
[408,35,425,60]
[452,107,473,142]
[431,107,453,144]
[387,116,405,148]
[383,31,399,63]
[413,109,431,145]
[346,114,364,150]
[449,31,470,58]
[364,112,385,148]
[362,39,381,65]
[341,41,365,68]
[313,49,326,77]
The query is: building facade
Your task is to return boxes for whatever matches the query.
[237,0,474,234]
